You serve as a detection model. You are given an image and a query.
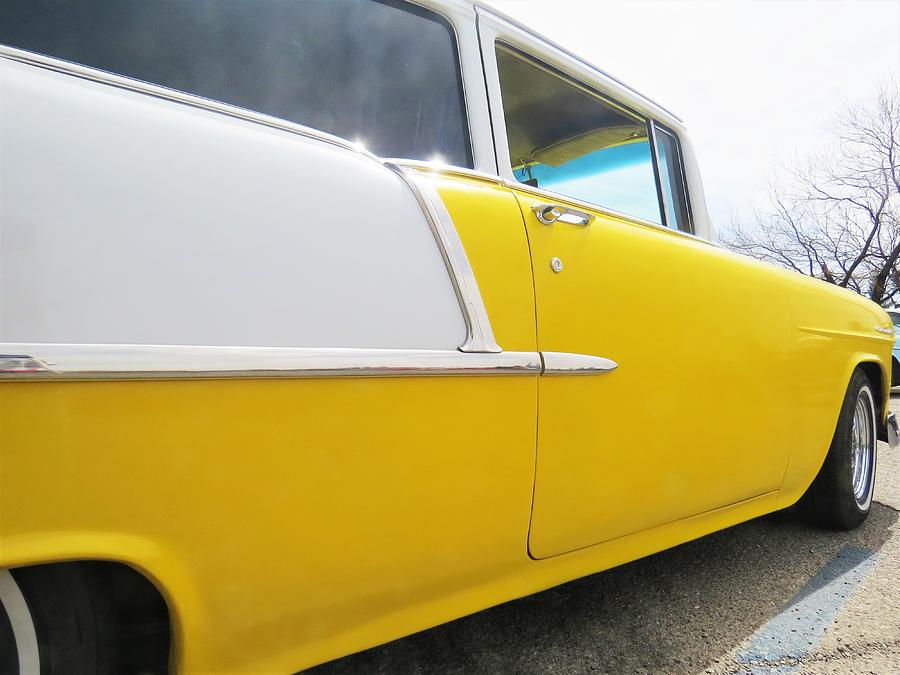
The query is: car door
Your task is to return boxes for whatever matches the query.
[480,26,794,559]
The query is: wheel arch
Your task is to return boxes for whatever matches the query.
[778,352,888,509]
[7,560,172,673]
[0,531,203,673]
[851,356,889,439]
[829,354,889,453]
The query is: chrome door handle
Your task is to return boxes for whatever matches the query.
[532,204,593,226]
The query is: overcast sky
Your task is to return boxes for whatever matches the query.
[485,0,900,228]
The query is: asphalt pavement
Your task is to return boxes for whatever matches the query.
[307,397,900,675]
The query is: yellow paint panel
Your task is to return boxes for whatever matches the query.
[0,173,543,673]
[1,171,893,673]
[0,375,537,672]
[777,275,893,505]
[512,192,794,558]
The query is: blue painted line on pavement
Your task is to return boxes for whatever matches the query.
[734,544,879,673]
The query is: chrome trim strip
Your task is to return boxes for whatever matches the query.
[0,355,52,374]
[0,345,540,380]
[651,122,696,235]
[798,326,896,344]
[648,119,672,229]
[387,164,502,353]
[541,351,618,375]
[0,345,621,380]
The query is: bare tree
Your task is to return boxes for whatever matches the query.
[723,78,900,306]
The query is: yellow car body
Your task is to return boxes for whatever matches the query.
[1,171,894,673]
[0,1,895,673]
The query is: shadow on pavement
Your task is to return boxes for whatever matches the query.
[305,501,897,675]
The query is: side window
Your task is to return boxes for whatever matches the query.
[653,124,693,233]
[496,44,662,225]
[0,0,472,167]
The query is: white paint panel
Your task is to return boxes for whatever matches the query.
[0,59,466,349]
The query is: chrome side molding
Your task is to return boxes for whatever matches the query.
[0,345,618,381]
[0,345,540,380]
[541,352,618,374]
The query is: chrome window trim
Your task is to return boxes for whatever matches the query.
[651,122,695,234]
[0,345,617,380]
[648,119,674,230]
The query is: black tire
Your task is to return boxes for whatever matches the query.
[0,562,169,675]
[800,369,878,530]
[0,563,118,675]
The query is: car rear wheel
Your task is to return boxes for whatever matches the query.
[801,369,878,529]
[0,563,119,675]
[0,568,39,675]
[0,562,169,675]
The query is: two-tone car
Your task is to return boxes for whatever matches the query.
[0,1,897,673]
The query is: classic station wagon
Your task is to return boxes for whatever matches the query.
[0,1,897,673]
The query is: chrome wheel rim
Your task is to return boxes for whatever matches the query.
[850,387,876,509]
